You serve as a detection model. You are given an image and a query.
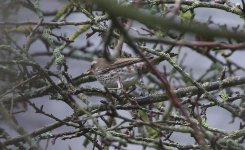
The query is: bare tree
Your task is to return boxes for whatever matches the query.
[0,0,244,150]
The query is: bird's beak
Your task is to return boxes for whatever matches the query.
[86,68,92,75]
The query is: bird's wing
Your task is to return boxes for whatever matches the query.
[99,57,144,73]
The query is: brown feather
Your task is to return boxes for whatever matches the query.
[91,53,177,74]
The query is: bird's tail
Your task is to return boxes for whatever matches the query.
[138,53,177,75]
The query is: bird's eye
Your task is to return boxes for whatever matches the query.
[91,64,94,69]
[90,60,97,69]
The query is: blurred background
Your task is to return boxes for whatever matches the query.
[0,0,244,149]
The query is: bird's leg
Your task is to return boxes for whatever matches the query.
[139,78,147,96]
[107,79,138,106]
[115,79,139,106]
[126,85,136,95]
[117,79,123,90]
[107,78,123,91]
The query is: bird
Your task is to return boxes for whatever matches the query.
[88,55,175,90]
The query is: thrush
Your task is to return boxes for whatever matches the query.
[89,55,174,89]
